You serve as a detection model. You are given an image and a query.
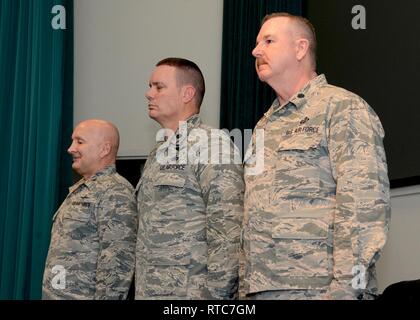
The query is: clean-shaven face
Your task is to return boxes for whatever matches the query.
[145,65,183,127]
[67,123,103,179]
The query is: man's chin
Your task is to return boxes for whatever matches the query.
[71,162,80,171]
[148,110,157,119]
[256,69,270,82]
[257,74,268,82]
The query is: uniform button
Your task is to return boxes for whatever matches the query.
[297,93,305,98]
[357,294,364,300]
[176,134,181,139]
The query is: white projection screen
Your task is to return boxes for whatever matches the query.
[74,0,223,158]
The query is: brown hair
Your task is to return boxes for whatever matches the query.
[157,57,206,108]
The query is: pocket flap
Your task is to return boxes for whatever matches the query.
[153,173,186,188]
[147,245,191,266]
[62,201,94,222]
[272,218,328,240]
[278,134,322,151]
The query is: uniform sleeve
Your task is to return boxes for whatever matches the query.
[326,97,391,299]
[198,135,244,299]
[94,186,138,299]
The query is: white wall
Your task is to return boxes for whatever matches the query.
[74,0,223,158]
[377,185,420,292]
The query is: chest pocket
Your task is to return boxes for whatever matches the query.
[153,173,186,199]
[57,200,96,252]
[272,133,323,198]
[61,201,95,226]
[152,172,188,222]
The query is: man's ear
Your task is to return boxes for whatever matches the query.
[296,38,310,61]
[100,141,111,158]
[182,85,196,104]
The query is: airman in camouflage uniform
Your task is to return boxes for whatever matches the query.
[42,120,137,299]
[135,58,244,299]
[241,13,391,300]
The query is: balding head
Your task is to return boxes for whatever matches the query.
[81,119,120,158]
[68,119,120,179]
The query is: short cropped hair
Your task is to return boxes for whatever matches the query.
[156,57,206,109]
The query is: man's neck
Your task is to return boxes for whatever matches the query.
[273,71,317,105]
[160,110,198,133]
[82,161,114,180]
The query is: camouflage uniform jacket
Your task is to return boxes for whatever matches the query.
[135,114,244,299]
[242,75,391,299]
[42,165,138,299]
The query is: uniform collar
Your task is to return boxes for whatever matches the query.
[183,113,201,128]
[167,113,202,144]
[289,74,328,110]
[69,165,116,193]
[259,74,327,125]
[270,74,328,113]
[157,114,202,144]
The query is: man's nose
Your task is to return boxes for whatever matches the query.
[67,141,76,154]
[252,43,262,58]
[145,88,153,101]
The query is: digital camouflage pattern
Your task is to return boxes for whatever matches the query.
[42,165,137,299]
[242,75,391,300]
[135,114,244,299]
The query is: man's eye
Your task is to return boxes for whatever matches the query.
[265,39,273,44]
